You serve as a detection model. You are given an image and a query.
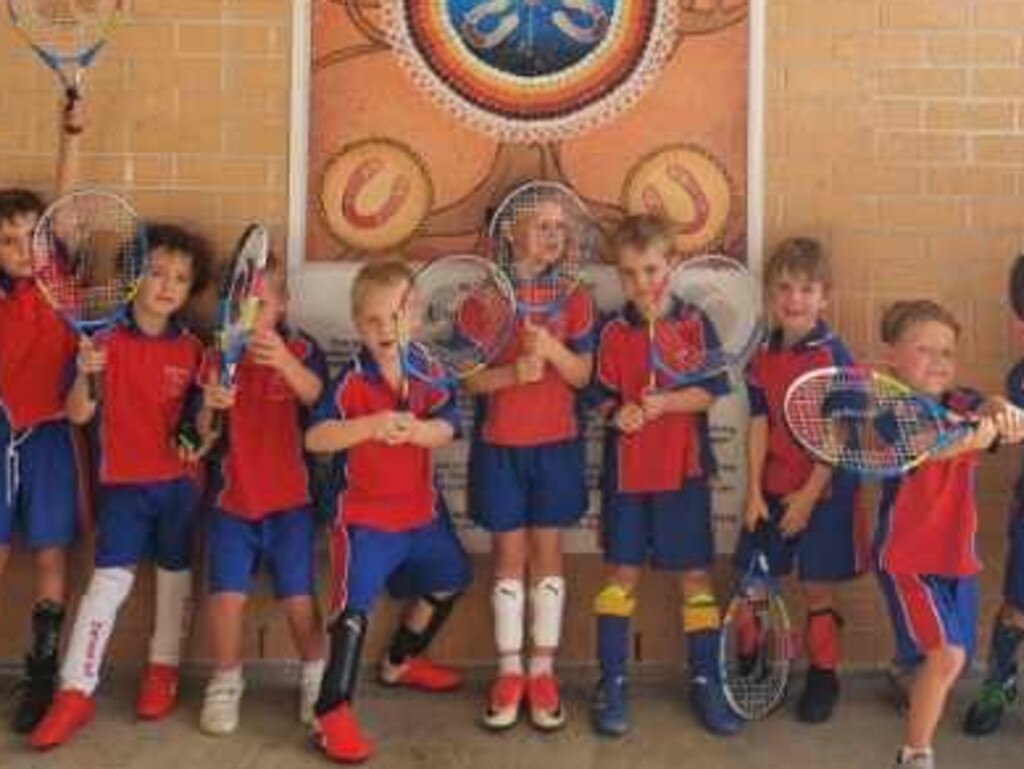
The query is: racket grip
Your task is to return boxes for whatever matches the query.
[87,372,103,404]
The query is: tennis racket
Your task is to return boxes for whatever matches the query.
[783,366,979,478]
[7,0,123,102]
[720,526,796,721]
[211,223,270,434]
[642,254,763,391]
[31,188,147,402]
[489,180,601,323]
[395,254,517,407]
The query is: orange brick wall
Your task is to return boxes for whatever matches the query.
[1,1,1021,669]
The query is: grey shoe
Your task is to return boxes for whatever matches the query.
[893,750,934,769]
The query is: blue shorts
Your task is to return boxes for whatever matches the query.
[207,507,315,599]
[1003,508,1024,613]
[876,571,979,666]
[332,513,471,615]
[469,439,587,532]
[732,489,866,582]
[95,478,199,571]
[601,480,713,571]
[0,420,78,549]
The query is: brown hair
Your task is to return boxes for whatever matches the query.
[880,299,961,344]
[0,188,45,225]
[764,237,831,288]
[350,259,413,319]
[146,222,214,297]
[610,214,674,261]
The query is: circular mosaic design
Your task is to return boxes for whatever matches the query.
[385,1,679,143]
[319,138,434,253]
[622,145,733,256]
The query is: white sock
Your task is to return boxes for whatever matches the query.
[900,746,933,763]
[530,575,565,670]
[210,666,244,687]
[61,567,135,694]
[301,658,326,687]
[493,579,524,676]
[149,568,192,666]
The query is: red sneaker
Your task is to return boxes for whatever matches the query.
[28,689,95,750]
[136,663,179,720]
[382,657,462,692]
[481,673,525,731]
[315,702,373,763]
[528,674,566,731]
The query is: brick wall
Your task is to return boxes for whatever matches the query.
[1,1,1021,669]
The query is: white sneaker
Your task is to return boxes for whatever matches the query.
[299,660,325,726]
[200,673,245,736]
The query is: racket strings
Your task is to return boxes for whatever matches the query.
[723,594,791,719]
[11,0,119,55]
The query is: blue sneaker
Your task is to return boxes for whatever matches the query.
[591,675,630,737]
[689,675,743,736]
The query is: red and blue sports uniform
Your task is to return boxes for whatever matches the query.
[204,326,328,599]
[733,321,867,580]
[998,361,1024,614]
[91,313,203,571]
[0,276,80,549]
[874,387,984,664]
[314,346,470,617]
[594,301,729,571]
[468,286,596,532]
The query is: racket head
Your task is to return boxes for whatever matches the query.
[783,366,971,478]
[30,188,147,334]
[400,254,516,385]
[1010,253,1024,322]
[216,224,270,385]
[7,0,121,69]
[720,560,793,721]
[646,255,764,386]
[488,181,602,316]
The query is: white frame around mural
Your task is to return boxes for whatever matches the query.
[284,0,767,553]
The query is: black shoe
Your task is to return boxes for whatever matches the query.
[11,654,57,734]
[796,666,839,724]
[963,678,1017,737]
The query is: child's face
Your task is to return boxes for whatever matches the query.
[509,199,569,277]
[354,279,409,367]
[0,213,38,280]
[615,244,672,314]
[134,247,194,320]
[767,269,827,335]
[886,319,958,397]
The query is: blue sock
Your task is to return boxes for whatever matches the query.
[598,615,629,679]
[686,629,720,681]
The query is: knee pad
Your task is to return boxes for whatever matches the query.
[683,593,720,633]
[594,583,636,618]
[530,576,565,650]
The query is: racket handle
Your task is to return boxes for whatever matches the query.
[87,373,103,404]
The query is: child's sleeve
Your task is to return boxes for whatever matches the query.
[565,288,598,354]
[426,379,462,438]
[593,318,621,407]
[310,369,349,427]
[943,386,985,415]
[299,332,330,386]
[745,353,768,417]
[1006,360,1024,409]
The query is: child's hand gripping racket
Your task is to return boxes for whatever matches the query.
[209,224,270,435]
[642,255,764,392]
[783,366,1008,478]
[31,188,148,402]
[7,0,123,105]
[390,254,516,431]
[720,524,797,721]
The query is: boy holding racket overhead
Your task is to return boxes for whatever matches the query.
[873,300,1022,769]
[589,214,739,737]
[963,255,1024,737]
[194,253,327,736]
[0,96,85,734]
[306,260,470,763]
[466,182,596,732]
[735,237,866,724]
[30,225,212,750]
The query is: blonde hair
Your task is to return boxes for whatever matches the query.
[765,237,831,289]
[880,299,961,344]
[610,214,674,262]
[350,259,413,319]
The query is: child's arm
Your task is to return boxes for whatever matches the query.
[54,93,84,197]
[306,413,392,453]
[66,337,102,424]
[640,386,717,420]
[744,414,769,530]
[525,319,593,389]
[778,463,833,538]
[249,328,323,406]
[464,360,532,394]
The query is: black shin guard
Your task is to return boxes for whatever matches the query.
[30,600,65,663]
[315,610,368,716]
[387,592,460,667]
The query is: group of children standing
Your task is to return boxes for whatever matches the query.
[3,114,1024,769]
